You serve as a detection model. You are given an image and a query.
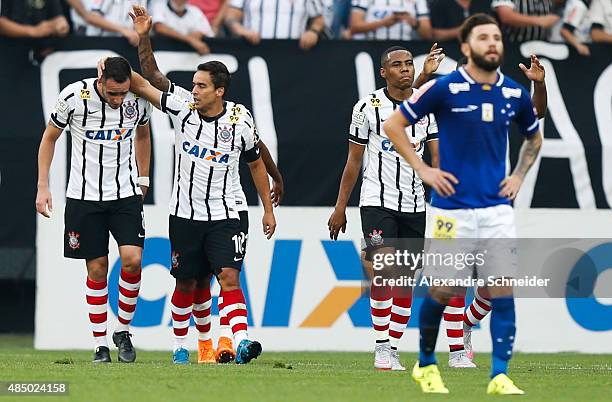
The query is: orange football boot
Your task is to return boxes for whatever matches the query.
[215,336,236,363]
[197,339,216,364]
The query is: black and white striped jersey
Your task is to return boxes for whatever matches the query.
[160,90,260,221]
[229,0,324,39]
[351,0,430,40]
[168,83,249,213]
[491,0,554,42]
[349,87,438,213]
[50,78,152,201]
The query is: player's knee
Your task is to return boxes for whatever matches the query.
[176,279,196,294]
[121,253,142,274]
[217,268,240,290]
[429,286,451,305]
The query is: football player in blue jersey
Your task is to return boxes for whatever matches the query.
[384,13,543,395]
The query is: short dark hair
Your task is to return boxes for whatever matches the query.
[197,61,231,91]
[381,46,410,67]
[458,13,499,43]
[102,57,131,83]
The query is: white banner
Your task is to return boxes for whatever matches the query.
[35,206,612,352]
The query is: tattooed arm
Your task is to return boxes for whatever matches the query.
[499,132,543,200]
[130,5,170,91]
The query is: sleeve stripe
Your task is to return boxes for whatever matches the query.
[527,119,539,132]
[401,103,418,120]
[64,93,74,101]
[348,135,368,145]
[50,113,67,128]
[160,92,168,113]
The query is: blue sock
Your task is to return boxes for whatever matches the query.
[490,297,516,378]
[418,295,445,367]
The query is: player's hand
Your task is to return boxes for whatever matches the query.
[417,165,458,197]
[31,20,55,38]
[53,17,70,36]
[575,43,590,57]
[140,185,148,200]
[328,207,347,241]
[299,30,319,51]
[397,12,417,27]
[96,56,109,79]
[381,14,400,28]
[271,179,284,207]
[262,211,276,239]
[35,187,53,218]
[242,30,261,45]
[537,14,560,28]
[423,42,445,76]
[519,54,545,83]
[499,175,523,200]
[189,37,210,55]
[129,4,153,37]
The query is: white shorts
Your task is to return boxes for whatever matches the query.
[422,204,518,282]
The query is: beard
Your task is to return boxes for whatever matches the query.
[471,51,503,72]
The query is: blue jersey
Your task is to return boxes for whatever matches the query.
[399,67,539,210]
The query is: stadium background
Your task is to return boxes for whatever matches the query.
[0,37,611,352]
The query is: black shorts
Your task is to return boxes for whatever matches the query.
[169,215,243,280]
[360,206,425,261]
[64,196,144,260]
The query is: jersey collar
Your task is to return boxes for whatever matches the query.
[458,66,505,87]
[383,88,403,105]
[199,101,227,122]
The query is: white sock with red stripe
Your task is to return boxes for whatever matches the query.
[464,287,492,328]
[86,277,108,348]
[218,292,232,339]
[171,288,194,351]
[444,296,465,352]
[370,284,392,343]
[389,293,412,349]
[192,285,212,341]
[220,289,248,347]
[115,270,141,333]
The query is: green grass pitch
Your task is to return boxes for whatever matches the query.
[0,336,610,402]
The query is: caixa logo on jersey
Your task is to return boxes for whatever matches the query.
[182,141,230,163]
[381,139,423,153]
[85,128,133,141]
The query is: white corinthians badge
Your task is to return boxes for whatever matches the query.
[482,103,494,122]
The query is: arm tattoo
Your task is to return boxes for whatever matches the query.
[513,134,542,179]
[138,35,170,92]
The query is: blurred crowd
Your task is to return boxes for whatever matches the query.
[1,0,610,63]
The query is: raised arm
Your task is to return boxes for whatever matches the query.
[327,142,365,240]
[130,71,163,110]
[413,43,445,89]
[130,5,170,91]
[518,55,547,119]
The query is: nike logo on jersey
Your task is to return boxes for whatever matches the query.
[88,110,98,115]
[233,257,243,262]
[451,105,478,113]
[138,233,145,238]
[185,119,197,125]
